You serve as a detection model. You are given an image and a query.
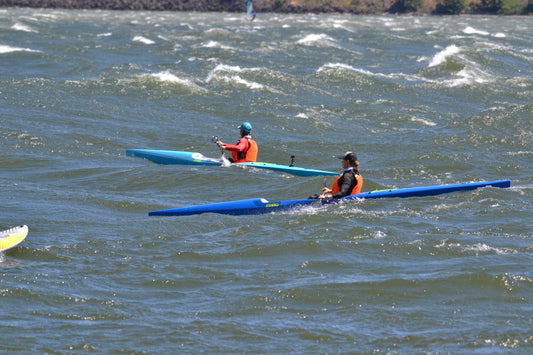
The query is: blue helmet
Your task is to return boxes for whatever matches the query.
[239,122,252,133]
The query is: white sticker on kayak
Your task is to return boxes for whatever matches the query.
[191,153,205,160]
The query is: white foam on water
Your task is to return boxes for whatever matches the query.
[410,117,437,126]
[206,64,244,82]
[317,62,420,82]
[201,40,234,50]
[204,64,267,90]
[296,33,336,46]
[0,44,40,54]
[132,70,208,93]
[12,23,37,33]
[150,71,191,85]
[227,75,264,90]
[462,26,489,36]
[444,67,489,87]
[428,45,460,68]
[317,63,384,78]
[465,243,516,255]
[132,36,155,45]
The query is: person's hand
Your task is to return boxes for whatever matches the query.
[322,187,331,193]
[319,192,332,200]
[216,141,225,148]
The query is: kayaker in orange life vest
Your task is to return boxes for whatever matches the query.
[309,151,363,200]
[216,122,258,163]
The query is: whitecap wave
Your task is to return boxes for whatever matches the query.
[374,230,387,239]
[222,75,264,90]
[296,33,336,46]
[428,45,460,67]
[410,117,437,126]
[133,36,155,45]
[317,62,379,77]
[463,26,489,36]
[317,62,419,82]
[150,71,192,85]
[436,241,516,255]
[443,68,489,87]
[205,64,266,90]
[135,71,208,93]
[206,64,246,82]
[201,40,234,50]
[0,44,40,54]
[465,243,515,255]
[12,23,38,33]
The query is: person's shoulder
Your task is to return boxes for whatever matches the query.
[345,170,356,178]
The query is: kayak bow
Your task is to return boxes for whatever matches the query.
[126,149,338,177]
[149,180,511,217]
[0,225,29,252]
[126,149,222,166]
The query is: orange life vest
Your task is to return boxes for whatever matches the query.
[331,171,363,196]
[232,137,258,163]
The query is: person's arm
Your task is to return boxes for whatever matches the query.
[331,173,355,198]
[221,137,249,152]
[319,174,354,199]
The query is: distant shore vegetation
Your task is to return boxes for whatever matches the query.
[0,0,531,15]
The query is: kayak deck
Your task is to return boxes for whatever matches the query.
[149,180,511,217]
[126,149,223,166]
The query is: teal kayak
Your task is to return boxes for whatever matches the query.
[149,180,511,217]
[126,149,338,177]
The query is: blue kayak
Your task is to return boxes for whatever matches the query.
[149,180,511,217]
[126,149,338,177]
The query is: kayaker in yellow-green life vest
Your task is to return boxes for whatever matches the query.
[216,122,258,163]
[309,151,363,200]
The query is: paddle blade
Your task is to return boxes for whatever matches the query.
[221,154,231,166]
